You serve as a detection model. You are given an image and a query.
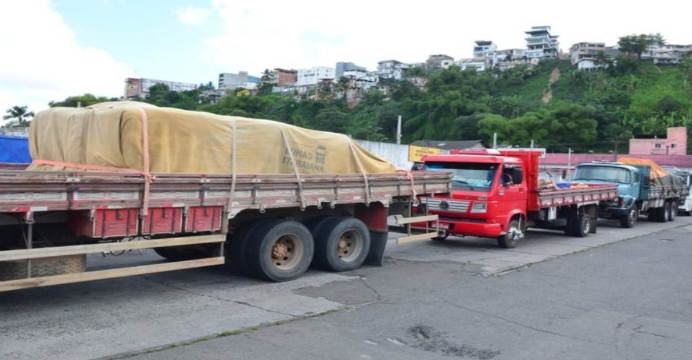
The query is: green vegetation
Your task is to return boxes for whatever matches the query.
[22,34,692,154]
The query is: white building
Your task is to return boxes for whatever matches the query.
[218,72,250,90]
[569,42,606,70]
[455,58,488,72]
[296,66,336,86]
[473,40,497,57]
[376,60,410,80]
[124,78,198,99]
[525,26,560,59]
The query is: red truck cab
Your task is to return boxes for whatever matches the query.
[418,148,537,240]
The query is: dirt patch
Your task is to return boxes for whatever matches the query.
[541,67,561,103]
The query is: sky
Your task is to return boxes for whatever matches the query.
[0,0,690,116]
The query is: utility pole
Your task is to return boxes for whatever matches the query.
[493,133,497,149]
[396,115,402,145]
[568,148,572,169]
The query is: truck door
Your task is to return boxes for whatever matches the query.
[496,164,527,225]
[635,166,651,199]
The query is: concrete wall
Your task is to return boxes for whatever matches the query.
[355,140,412,170]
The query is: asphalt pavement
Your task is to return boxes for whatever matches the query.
[1,217,691,360]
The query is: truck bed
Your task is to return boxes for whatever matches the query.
[533,183,619,209]
[648,184,690,201]
[0,169,452,216]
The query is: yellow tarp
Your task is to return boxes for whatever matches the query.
[617,158,669,179]
[27,101,397,174]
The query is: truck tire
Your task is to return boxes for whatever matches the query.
[666,201,676,222]
[227,219,275,274]
[497,218,525,248]
[572,213,590,238]
[655,205,668,223]
[312,217,371,272]
[619,207,638,228]
[245,219,314,282]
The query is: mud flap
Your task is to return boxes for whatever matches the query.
[363,231,388,266]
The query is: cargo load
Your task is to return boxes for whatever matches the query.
[618,157,684,188]
[27,101,397,175]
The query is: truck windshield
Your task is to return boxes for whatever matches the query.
[423,162,497,191]
[572,166,631,184]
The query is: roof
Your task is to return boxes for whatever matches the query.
[411,140,484,150]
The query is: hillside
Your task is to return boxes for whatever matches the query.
[42,58,692,154]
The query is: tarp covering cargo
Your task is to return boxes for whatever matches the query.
[0,135,31,163]
[618,157,683,188]
[27,101,397,175]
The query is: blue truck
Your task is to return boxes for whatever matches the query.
[571,160,690,228]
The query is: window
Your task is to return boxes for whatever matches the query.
[654,143,662,149]
[671,144,677,148]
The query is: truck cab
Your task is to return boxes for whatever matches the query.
[417,148,531,247]
[571,161,681,226]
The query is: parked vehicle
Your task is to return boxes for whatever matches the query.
[0,103,453,293]
[661,167,692,216]
[410,148,619,248]
[571,159,690,227]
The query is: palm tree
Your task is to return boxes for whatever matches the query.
[2,106,35,127]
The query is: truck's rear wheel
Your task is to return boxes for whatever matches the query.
[667,201,676,222]
[654,205,667,222]
[228,219,275,273]
[245,220,314,282]
[312,217,370,272]
[619,207,638,228]
[497,218,525,248]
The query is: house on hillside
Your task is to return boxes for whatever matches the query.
[629,127,688,156]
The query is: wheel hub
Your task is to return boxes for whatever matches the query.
[272,243,288,259]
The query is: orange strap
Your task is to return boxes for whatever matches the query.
[31,108,154,216]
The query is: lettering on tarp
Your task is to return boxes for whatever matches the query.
[282,144,326,172]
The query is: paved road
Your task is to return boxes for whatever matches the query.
[1,217,691,360]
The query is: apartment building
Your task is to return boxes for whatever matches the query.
[273,68,298,87]
[295,66,336,86]
[525,26,560,59]
[473,40,497,58]
[335,62,367,78]
[426,54,455,69]
[124,77,198,99]
[569,42,606,70]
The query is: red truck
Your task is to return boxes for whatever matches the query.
[0,164,451,293]
[410,148,619,248]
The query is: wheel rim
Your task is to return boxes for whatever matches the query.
[629,209,637,225]
[335,230,364,262]
[508,223,524,243]
[670,204,676,221]
[665,203,671,220]
[270,234,303,270]
[581,216,590,235]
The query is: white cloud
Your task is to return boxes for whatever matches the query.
[0,0,134,114]
[204,0,690,75]
[176,7,211,25]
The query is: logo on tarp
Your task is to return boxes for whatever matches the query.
[282,144,326,172]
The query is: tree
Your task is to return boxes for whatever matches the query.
[617,34,659,60]
[258,69,276,95]
[335,76,351,101]
[2,106,35,127]
[49,93,111,108]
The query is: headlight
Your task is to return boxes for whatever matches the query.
[471,202,487,213]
